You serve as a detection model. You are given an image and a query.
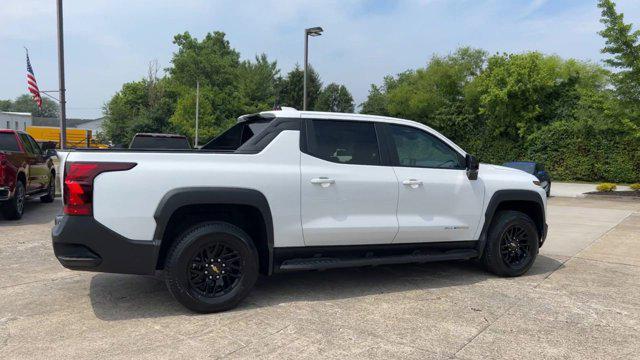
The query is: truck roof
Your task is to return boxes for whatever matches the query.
[246,108,467,156]
[254,108,432,128]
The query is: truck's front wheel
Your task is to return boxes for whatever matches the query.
[164,221,259,313]
[481,210,539,277]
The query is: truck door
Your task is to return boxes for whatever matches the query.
[300,119,399,246]
[384,124,484,243]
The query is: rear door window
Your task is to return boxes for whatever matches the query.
[0,133,20,152]
[307,120,381,166]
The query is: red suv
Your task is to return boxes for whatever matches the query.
[0,129,56,220]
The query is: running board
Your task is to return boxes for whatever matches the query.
[278,249,478,272]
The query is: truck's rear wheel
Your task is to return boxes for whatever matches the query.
[481,210,539,277]
[164,221,258,313]
[2,180,25,220]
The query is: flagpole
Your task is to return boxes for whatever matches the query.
[195,80,199,148]
[56,0,67,149]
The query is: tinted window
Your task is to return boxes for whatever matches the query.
[202,121,271,151]
[19,134,35,154]
[308,120,381,166]
[0,133,20,152]
[129,136,191,149]
[389,125,464,169]
[27,135,42,155]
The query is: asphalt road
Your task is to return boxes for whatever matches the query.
[0,197,639,359]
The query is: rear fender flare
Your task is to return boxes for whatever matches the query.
[152,187,274,272]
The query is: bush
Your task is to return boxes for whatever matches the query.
[630,183,640,191]
[596,183,617,192]
[526,120,640,183]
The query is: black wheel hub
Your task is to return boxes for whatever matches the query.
[188,242,242,298]
[499,225,530,268]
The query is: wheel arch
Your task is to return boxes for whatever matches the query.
[477,189,546,256]
[153,187,274,275]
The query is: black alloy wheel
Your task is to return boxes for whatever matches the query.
[164,221,259,313]
[499,225,531,269]
[188,242,243,298]
[481,210,539,277]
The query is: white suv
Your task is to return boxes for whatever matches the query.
[52,109,547,312]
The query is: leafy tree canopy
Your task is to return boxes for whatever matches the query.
[315,83,354,113]
[0,94,59,118]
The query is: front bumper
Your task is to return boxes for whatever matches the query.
[52,215,159,275]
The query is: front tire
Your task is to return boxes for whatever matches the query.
[481,210,539,277]
[2,180,26,220]
[164,222,259,313]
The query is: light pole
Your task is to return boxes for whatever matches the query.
[56,0,67,149]
[303,26,323,111]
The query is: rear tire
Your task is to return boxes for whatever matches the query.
[2,180,26,220]
[481,210,539,277]
[40,174,55,203]
[164,221,259,313]
[545,183,551,198]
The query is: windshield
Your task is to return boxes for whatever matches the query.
[0,133,20,152]
[503,162,536,174]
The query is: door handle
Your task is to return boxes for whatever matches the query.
[310,177,335,187]
[402,179,422,188]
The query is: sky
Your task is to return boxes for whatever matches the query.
[1,0,640,119]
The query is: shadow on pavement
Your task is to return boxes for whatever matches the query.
[89,254,563,321]
[0,198,61,227]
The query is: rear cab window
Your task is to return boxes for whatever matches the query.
[0,133,20,152]
[202,120,272,151]
[305,120,381,166]
[129,135,191,150]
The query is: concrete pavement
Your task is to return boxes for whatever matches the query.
[551,182,632,198]
[0,197,639,359]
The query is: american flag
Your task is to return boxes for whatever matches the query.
[26,51,42,108]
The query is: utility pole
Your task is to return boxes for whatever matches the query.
[195,80,199,148]
[56,0,67,149]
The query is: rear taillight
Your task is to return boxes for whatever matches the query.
[63,162,136,216]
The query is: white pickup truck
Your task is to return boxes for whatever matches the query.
[52,108,547,312]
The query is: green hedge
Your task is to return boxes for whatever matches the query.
[526,121,640,183]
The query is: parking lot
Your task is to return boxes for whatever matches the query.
[1,196,639,359]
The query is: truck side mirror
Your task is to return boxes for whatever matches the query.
[466,154,479,180]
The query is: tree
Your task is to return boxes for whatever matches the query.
[0,100,12,111]
[276,64,322,110]
[315,83,354,112]
[169,31,241,90]
[8,94,59,117]
[360,84,389,115]
[102,63,177,145]
[598,0,640,104]
[360,47,486,131]
[166,31,247,142]
[239,54,280,112]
